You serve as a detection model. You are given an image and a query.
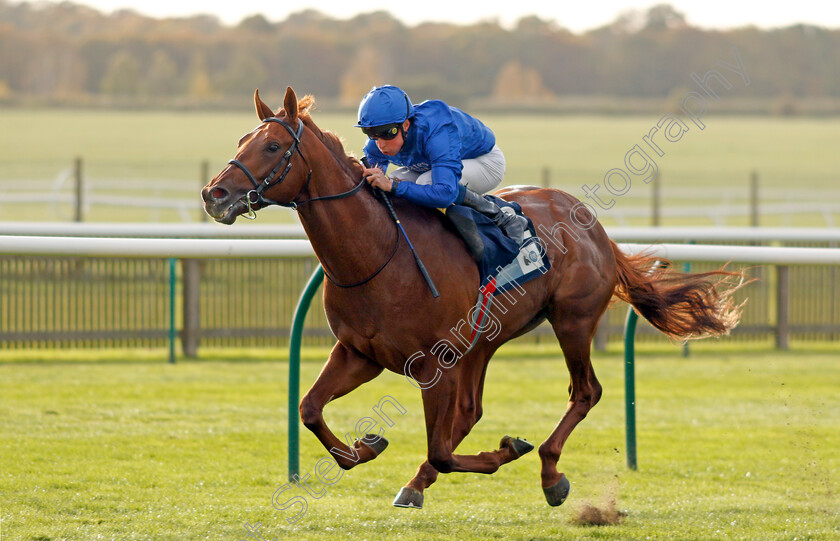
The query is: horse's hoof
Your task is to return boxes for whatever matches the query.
[393,486,424,509]
[362,434,389,455]
[543,474,571,507]
[501,434,534,457]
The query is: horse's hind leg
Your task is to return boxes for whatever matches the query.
[538,306,605,507]
[299,342,386,470]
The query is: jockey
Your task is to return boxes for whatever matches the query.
[357,85,528,245]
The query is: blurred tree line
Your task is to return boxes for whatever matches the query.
[1,1,838,112]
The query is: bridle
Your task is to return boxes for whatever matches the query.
[226,115,396,288]
[227,116,365,216]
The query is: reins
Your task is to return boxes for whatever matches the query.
[323,228,401,289]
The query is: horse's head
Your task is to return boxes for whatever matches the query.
[202,87,312,224]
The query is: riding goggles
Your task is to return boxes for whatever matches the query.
[362,123,401,140]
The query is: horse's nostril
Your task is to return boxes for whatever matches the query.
[211,188,227,200]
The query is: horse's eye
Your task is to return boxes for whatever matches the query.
[267,142,281,153]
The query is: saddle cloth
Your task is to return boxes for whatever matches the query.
[446,196,550,293]
[446,196,551,353]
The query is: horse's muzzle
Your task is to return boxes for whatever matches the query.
[201,184,247,224]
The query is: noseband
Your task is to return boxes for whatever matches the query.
[227,117,365,215]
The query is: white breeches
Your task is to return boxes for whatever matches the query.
[389,145,505,195]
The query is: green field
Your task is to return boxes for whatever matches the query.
[1,347,838,540]
[1,108,839,225]
[2,106,838,539]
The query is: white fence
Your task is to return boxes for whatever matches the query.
[1,225,838,355]
[2,236,839,265]
[0,236,314,259]
[2,222,840,243]
[0,173,204,223]
[3,168,840,225]
[604,202,840,227]
[0,222,307,238]
[619,243,840,264]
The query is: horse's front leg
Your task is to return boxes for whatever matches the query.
[393,369,532,508]
[393,399,484,509]
[299,342,386,470]
[423,376,532,474]
[395,361,489,508]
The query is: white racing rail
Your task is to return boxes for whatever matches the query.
[618,243,840,265]
[1,238,839,265]
[0,235,315,259]
[2,222,839,242]
[0,221,306,238]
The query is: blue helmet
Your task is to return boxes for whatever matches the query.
[355,85,415,128]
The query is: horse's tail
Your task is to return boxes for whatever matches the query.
[609,240,749,341]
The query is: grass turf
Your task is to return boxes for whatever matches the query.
[1,347,838,540]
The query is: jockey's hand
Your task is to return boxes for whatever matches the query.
[362,167,394,192]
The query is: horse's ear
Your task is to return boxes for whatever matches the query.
[254,89,274,121]
[283,86,298,123]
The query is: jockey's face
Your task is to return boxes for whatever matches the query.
[374,119,411,156]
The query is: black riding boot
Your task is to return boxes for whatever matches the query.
[460,188,528,245]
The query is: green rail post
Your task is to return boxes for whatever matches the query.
[168,258,177,364]
[288,264,325,481]
[623,306,638,471]
[622,260,665,470]
[682,242,694,358]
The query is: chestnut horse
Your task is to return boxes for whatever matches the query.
[202,87,745,509]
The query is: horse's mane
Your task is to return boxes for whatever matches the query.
[281,95,362,178]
